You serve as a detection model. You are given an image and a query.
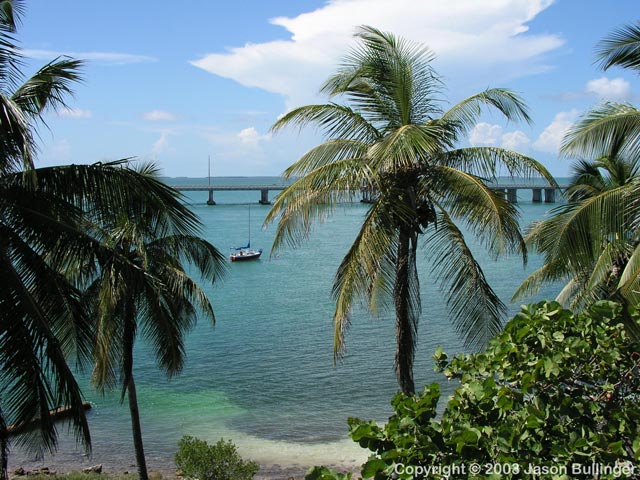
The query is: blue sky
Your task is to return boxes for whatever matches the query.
[18,0,639,178]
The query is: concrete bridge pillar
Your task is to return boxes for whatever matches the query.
[507,188,518,203]
[259,188,270,205]
[544,188,555,203]
[532,188,542,203]
[206,189,216,205]
[361,186,378,203]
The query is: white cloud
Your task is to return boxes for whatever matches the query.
[24,49,157,65]
[533,110,579,154]
[196,126,276,173]
[152,131,171,155]
[470,122,503,146]
[237,127,270,145]
[143,110,177,121]
[191,0,562,110]
[501,130,531,151]
[58,107,91,119]
[470,123,531,151]
[585,77,631,102]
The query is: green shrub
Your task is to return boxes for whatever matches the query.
[175,436,259,480]
[308,301,640,480]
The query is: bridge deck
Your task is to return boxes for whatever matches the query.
[171,184,288,191]
[169,182,565,205]
[488,184,565,190]
[170,183,563,191]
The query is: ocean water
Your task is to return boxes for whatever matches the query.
[10,177,564,474]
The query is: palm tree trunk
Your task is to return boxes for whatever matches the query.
[122,303,148,480]
[394,225,415,395]
[127,374,149,480]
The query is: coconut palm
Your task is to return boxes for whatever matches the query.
[513,153,640,317]
[265,26,555,395]
[566,20,640,165]
[0,1,93,474]
[0,3,225,478]
[514,20,640,323]
[82,171,226,480]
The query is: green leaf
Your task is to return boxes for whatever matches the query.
[360,458,388,478]
[633,437,640,460]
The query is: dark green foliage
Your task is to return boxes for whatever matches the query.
[306,466,353,480]
[175,436,259,480]
[312,301,640,479]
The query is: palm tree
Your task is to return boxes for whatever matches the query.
[265,26,555,395]
[514,20,640,322]
[513,153,640,316]
[82,170,226,480]
[566,20,640,166]
[0,1,93,474]
[0,3,226,478]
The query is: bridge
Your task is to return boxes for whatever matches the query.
[171,182,566,205]
[362,183,566,204]
[170,184,288,205]
[487,183,566,203]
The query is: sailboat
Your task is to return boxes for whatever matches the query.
[230,204,262,262]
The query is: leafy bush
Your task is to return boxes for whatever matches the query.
[175,436,259,480]
[309,301,640,480]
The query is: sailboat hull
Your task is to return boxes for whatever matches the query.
[231,203,262,262]
[230,249,262,262]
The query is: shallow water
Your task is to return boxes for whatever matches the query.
[9,178,562,474]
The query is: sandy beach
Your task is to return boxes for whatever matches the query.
[8,455,361,480]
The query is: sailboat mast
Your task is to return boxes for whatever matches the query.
[208,155,211,186]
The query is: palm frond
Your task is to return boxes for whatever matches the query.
[512,261,568,302]
[441,88,532,136]
[427,165,526,261]
[596,21,640,72]
[561,103,640,161]
[270,103,380,143]
[282,139,369,179]
[265,157,373,252]
[0,0,24,90]
[368,122,446,173]
[0,185,100,369]
[425,209,505,348]
[584,240,630,294]
[147,234,227,286]
[556,276,585,307]
[139,276,194,376]
[619,242,640,298]
[0,93,33,172]
[12,57,84,118]
[324,25,443,129]
[437,146,557,186]
[528,185,631,273]
[29,160,204,237]
[0,254,90,457]
[565,158,606,201]
[331,198,397,360]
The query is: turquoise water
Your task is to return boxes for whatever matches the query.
[11,178,562,473]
